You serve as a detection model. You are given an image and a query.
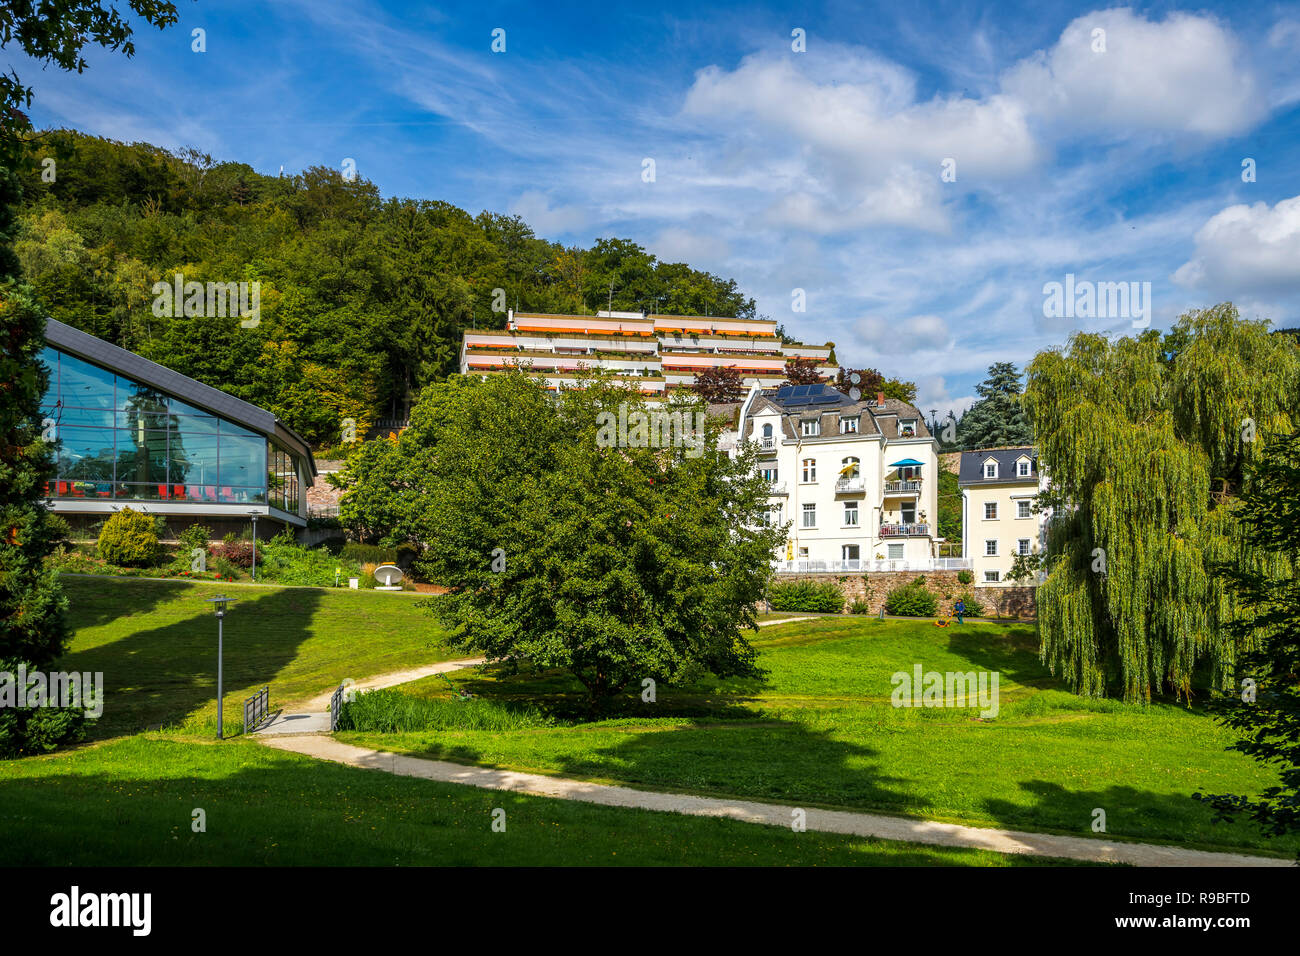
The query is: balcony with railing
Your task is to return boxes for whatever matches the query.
[835,477,866,494]
[758,436,777,452]
[772,557,971,573]
[879,522,930,537]
[767,480,787,496]
[883,479,922,495]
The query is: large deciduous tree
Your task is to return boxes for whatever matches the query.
[1,0,178,756]
[1023,305,1300,701]
[690,365,746,403]
[1195,432,1300,855]
[347,370,783,711]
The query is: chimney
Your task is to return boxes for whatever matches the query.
[876,391,885,406]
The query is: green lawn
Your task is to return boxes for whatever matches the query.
[0,735,1069,866]
[55,575,456,737]
[339,617,1296,858]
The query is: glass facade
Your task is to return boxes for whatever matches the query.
[39,346,303,511]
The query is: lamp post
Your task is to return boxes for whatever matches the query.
[206,595,236,739]
[248,511,259,581]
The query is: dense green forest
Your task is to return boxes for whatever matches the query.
[15,130,757,446]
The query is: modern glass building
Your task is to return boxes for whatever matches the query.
[40,319,316,534]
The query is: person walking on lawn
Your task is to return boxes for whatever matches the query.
[954,598,966,624]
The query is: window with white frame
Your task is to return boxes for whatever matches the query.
[985,539,998,556]
[984,460,998,478]
[984,502,998,519]
[802,459,816,483]
[984,570,1001,583]
[840,416,859,434]
[798,546,809,559]
[842,544,859,562]
[899,419,917,437]
[1018,538,1031,555]
[761,466,779,484]
[1017,458,1031,477]
[843,501,858,526]
[802,503,816,528]
[1017,500,1032,518]
[761,504,783,527]
[801,419,821,437]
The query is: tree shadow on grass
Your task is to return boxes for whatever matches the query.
[58,575,194,632]
[56,587,322,738]
[981,779,1298,857]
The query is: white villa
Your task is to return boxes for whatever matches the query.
[957,446,1049,585]
[725,383,969,574]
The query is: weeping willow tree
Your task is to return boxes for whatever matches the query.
[1024,304,1300,701]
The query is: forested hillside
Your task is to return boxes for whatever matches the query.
[15,130,755,446]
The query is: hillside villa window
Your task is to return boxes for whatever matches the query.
[840,416,858,434]
[985,539,998,556]
[802,458,817,483]
[1018,458,1032,477]
[842,544,860,563]
[840,456,860,481]
[763,504,783,527]
[801,419,821,437]
[984,460,998,478]
[985,570,1001,583]
[984,502,998,519]
[761,466,779,484]
[1017,500,1032,518]
[844,501,859,526]
[802,503,816,528]
[1018,538,1032,555]
[900,501,916,524]
[761,423,774,447]
[899,419,917,437]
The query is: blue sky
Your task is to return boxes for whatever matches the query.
[7,0,1300,414]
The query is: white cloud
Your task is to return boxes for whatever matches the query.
[1002,8,1265,137]
[854,314,951,354]
[1173,194,1300,297]
[508,191,591,237]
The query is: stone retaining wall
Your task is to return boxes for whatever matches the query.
[769,572,1036,619]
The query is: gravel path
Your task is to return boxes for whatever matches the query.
[260,736,1289,867]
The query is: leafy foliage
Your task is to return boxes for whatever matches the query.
[95,505,159,566]
[340,369,784,710]
[884,577,938,617]
[833,367,917,404]
[955,362,1033,450]
[767,580,845,613]
[1195,432,1300,855]
[690,364,746,403]
[782,357,824,386]
[1024,305,1300,700]
[12,132,756,445]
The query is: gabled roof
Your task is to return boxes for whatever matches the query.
[958,446,1037,485]
[44,318,317,479]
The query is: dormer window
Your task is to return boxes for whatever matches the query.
[1016,457,1032,477]
[801,419,821,437]
[899,419,917,437]
[840,416,859,434]
[984,459,998,479]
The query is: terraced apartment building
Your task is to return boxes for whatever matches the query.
[459,310,836,393]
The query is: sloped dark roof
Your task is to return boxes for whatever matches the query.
[958,446,1037,485]
[44,318,317,479]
